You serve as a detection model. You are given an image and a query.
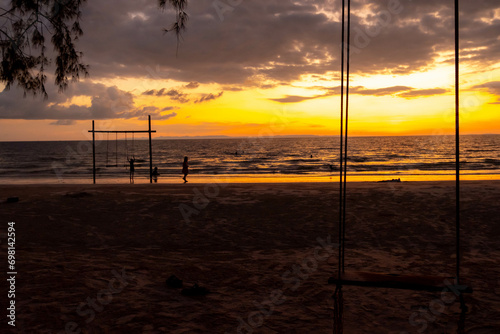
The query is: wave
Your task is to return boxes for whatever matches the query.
[1,135,499,179]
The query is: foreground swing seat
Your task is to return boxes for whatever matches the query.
[329,271,472,293]
[331,0,469,331]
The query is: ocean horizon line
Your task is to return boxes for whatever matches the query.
[1,133,499,143]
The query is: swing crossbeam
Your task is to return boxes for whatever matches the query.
[89,130,156,133]
[329,271,472,293]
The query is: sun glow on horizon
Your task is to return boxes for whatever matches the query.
[1,1,500,142]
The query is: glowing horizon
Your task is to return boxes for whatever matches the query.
[1,1,499,141]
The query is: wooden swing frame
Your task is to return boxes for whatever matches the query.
[88,115,156,184]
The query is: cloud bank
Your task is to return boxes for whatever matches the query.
[2,0,499,119]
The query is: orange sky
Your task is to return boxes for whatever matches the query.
[1,0,499,141]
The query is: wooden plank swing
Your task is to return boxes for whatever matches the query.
[328,272,472,293]
[330,0,471,332]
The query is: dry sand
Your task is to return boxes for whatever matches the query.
[0,181,499,333]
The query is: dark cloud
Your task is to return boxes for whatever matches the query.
[194,91,224,103]
[269,85,448,103]
[398,88,448,98]
[124,106,171,120]
[351,86,412,96]
[184,81,200,89]
[270,93,332,103]
[3,0,498,119]
[71,0,499,86]
[473,81,500,94]
[142,89,156,96]
[136,110,177,121]
[0,82,178,121]
[142,88,190,103]
[141,87,227,104]
[50,120,76,126]
[222,86,244,92]
[142,88,189,103]
[473,81,500,104]
[260,84,279,90]
[160,88,190,103]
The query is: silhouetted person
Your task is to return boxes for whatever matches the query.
[152,166,160,183]
[182,156,189,183]
[128,158,135,183]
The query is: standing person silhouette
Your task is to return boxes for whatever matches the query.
[152,166,160,183]
[182,156,189,183]
[128,158,135,183]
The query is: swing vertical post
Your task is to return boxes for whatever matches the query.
[149,115,153,184]
[92,120,96,184]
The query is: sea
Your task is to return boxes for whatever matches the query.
[0,135,499,184]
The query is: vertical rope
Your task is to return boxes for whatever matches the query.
[455,2,467,330]
[125,132,129,161]
[105,132,110,166]
[454,3,467,332]
[132,132,135,158]
[338,0,345,282]
[115,132,118,166]
[454,0,460,286]
[92,121,95,184]
[332,286,344,334]
[341,0,351,274]
[458,295,467,334]
[334,1,348,333]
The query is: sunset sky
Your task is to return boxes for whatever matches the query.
[0,0,499,141]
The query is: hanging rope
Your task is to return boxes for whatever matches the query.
[333,2,466,333]
[132,132,135,159]
[105,132,110,166]
[454,0,461,287]
[334,1,349,333]
[125,132,129,161]
[338,0,345,283]
[458,294,467,333]
[332,286,343,334]
[115,132,118,166]
[455,1,468,331]
[342,0,351,274]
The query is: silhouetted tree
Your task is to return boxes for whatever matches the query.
[0,0,187,98]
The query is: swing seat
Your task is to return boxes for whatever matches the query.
[329,271,472,293]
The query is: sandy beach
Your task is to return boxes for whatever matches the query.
[1,181,500,333]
